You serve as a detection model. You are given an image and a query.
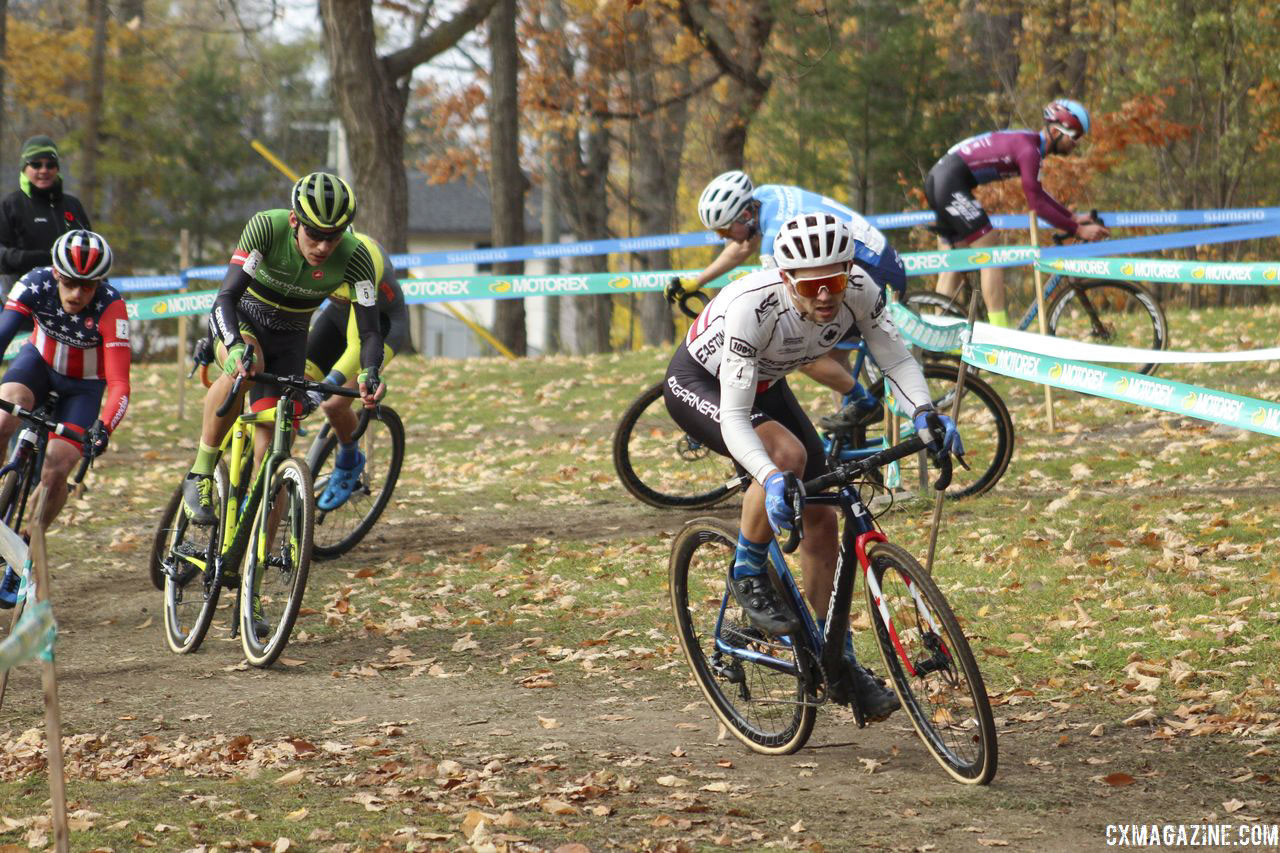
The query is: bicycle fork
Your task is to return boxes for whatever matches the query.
[858,533,953,679]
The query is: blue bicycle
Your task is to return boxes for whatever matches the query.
[612,335,1014,507]
[905,216,1169,375]
[668,422,997,783]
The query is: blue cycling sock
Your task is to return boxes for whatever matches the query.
[336,441,360,469]
[731,533,770,580]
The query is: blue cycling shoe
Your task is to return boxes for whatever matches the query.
[318,450,366,511]
[0,565,21,609]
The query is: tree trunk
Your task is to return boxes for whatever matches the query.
[0,0,8,164]
[488,0,527,355]
[319,0,497,254]
[541,140,561,355]
[562,123,612,355]
[625,7,690,347]
[678,0,773,168]
[80,0,108,217]
[318,0,410,253]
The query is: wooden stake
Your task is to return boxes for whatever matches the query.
[1028,213,1056,431]
[925,282,982,576]
[27,486,70,853]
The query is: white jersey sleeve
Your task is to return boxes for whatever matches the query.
[843,271,931,415]
[718,294,777,484]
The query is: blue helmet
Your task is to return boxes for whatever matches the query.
[1043,99,1090,137]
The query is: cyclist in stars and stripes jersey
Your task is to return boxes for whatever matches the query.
[0,230,125,606]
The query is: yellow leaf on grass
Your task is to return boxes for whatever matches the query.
[274,768,306,786]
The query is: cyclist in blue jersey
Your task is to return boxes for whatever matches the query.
[925,99,1109,327]
[667,171,907,427]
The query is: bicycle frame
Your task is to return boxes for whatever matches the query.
[169,393,296,595]
[711,485,888,696]
[1013,273,1066,331]
[821,341,912,465]
[711,433,954,712]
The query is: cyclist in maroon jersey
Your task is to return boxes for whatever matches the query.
[925,99,1109,327]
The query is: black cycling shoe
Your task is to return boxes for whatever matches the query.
[818,402,880,434]
[850,662,900,721]
[728,571,800,636]
[181,473,217,526]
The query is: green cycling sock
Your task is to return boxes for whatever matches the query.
[191,442,220,477]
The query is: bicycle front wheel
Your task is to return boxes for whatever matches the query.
[864,364,1014,499]
[669,517,816,754]
[614,382,743,510]
[0,467,21,526]
[307,406,405,560]
[864,542,997,784]
[160,466,226,655]
[1047,277,1168,375]
[240,458,314,667]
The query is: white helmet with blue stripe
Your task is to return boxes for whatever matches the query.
[697,170,755,230]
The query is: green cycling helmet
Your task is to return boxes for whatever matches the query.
[291,172,357,231]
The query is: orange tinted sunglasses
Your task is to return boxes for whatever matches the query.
[787,270,848,298]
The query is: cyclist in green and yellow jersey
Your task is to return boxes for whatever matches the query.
[304,232,409,510]
[182,172,385,524]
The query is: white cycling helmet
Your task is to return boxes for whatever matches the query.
[772,213,855,269]
[697,170,755,230]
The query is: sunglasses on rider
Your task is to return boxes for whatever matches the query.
[302,224,344,242]
[26,160,58,171]
[785,270,848,298]
[715,207,756,239]
[54,273,99,292]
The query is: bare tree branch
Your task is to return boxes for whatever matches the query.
[384,0,500,80]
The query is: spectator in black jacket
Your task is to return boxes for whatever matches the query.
[0,135,92,290]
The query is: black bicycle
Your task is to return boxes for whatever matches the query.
[303,404,404,560]
[0,395,94,540]
[0,398,95,705]
[669,420,997,783]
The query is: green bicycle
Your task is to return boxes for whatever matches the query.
[150,346,369,667]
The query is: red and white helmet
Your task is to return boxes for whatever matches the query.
[1043,99,1090,138]
[772,213,855,269]
[52,229,113,280]
[697,170,755,230]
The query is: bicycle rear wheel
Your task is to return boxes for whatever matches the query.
[614,382,744,509]
[306,406,405,560]
[669,517,816,754]
[240,458,314,667]
[902,290,971,323]
[1047,277,1168,375]
[864,364,1014,499]
[160,467,227,655]
[864,541,997,784]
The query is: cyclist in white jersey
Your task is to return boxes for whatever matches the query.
[663,212,964,721]
[668,171,908,426]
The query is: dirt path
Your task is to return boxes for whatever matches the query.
[3,488,1276,852]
